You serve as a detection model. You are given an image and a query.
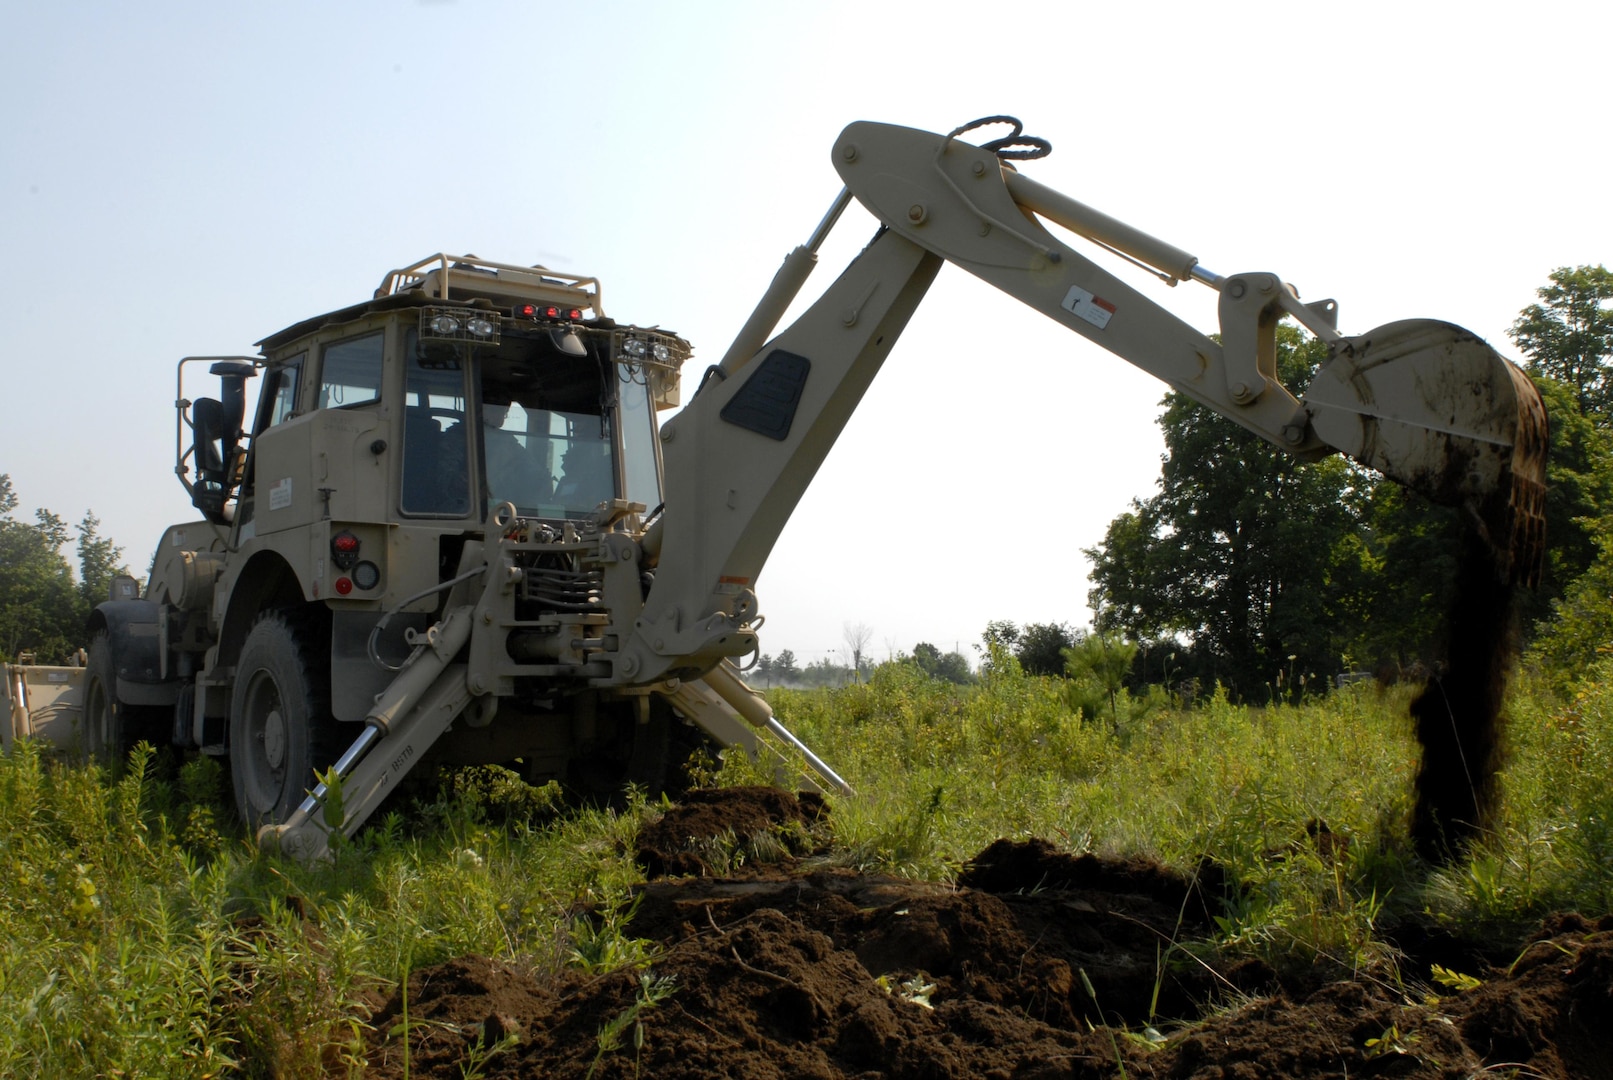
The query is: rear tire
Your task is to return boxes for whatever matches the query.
[229,611,339,830]
[81,632,163,769]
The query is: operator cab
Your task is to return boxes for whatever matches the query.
[181,254,686,533]
[378,255,684,527]
[401,321,667,523]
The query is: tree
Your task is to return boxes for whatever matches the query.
[773,649,799,682]
[1015,622,1077,676]
[1509,265,1613,422]
[910,641,973,684]
[842,621,873,682]
[0,477,86,662]
[1063,632,1138,732]
[980,620,1019,650]
[801,656,855,688]
[1085,326,1373,698]
[0,475,132,664]
[76,512,126,609]
[1526,515,1613,684]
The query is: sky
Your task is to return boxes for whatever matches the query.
[3,1,1609,669]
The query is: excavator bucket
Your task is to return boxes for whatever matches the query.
[1304,319,1548,587]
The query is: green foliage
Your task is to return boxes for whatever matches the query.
[1085,267,1613,690]
[766,651,1613,978]
[0,475,130,663]
[567,894,659,975]
[0,746,658,1078]
[1524,375,1613,624]
[585,971,676,1080]
[1016,621,1078,677]
[4,622,1613,1073]
[1085,327,1373,697]
[1430,964,1482,992]
[73,512,125,612]
[1527,516,1613,682]
[1063,633,1138,732]
[1509,264,1613,422]
[908,641,974,684]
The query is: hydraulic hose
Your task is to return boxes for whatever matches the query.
[366,565,487,671]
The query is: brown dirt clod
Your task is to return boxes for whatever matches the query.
[360,809,1613,1080]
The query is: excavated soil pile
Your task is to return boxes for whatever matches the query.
[362,793,1613,1079]
[633,785,827,877]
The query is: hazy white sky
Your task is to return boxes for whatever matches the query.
[3,1,1608,666]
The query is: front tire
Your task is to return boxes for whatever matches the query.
[229,611,338,830]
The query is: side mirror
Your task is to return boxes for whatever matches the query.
[190,397,227,518]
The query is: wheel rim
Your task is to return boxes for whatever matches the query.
[240,668,290,814]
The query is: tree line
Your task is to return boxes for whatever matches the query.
[0,475,131,664]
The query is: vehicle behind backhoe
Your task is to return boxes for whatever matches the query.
[4,652,86,754]
[71,118,1544,860]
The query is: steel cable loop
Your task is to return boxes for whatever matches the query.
[944,115,1053,160]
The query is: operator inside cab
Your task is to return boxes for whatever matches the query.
[553,438,614,512]
[480,395,552,510]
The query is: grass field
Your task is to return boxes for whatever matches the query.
[2,657,1610,1077]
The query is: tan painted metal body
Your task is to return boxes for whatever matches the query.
[3,656,85,753]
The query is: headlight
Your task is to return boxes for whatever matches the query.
[622,338,648,358]
[422,307,502,345]
[651,341,671,363]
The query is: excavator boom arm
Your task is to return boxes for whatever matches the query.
[613,120,1546,686]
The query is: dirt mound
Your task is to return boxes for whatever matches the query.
[960,837,1227,929]
[633,785,824,877]
[361,817,1613,1078]
[1457,912,1613,1079]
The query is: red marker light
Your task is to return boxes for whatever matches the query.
[568,308,582,320]
[331,529,361,570]
[520,303,537,317]
[544,305,559,318]
[334,577,353,596]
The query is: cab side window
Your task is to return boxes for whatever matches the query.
[319,332,384,410]
[268,354,304,427]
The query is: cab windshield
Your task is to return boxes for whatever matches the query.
[474,332,611,520]
[400,322,663,522]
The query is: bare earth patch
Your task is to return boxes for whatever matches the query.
[362,789,1613,1079]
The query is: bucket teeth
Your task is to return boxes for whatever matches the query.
[1490,367,1548,588]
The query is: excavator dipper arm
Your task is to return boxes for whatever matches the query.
[614,119,1546,687]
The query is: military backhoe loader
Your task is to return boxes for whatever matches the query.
[80,118,1545,859]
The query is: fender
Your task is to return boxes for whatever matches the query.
[88,600,180,706]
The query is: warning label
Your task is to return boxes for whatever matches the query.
[269,477,293,511]
[1061,285,1116,329]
